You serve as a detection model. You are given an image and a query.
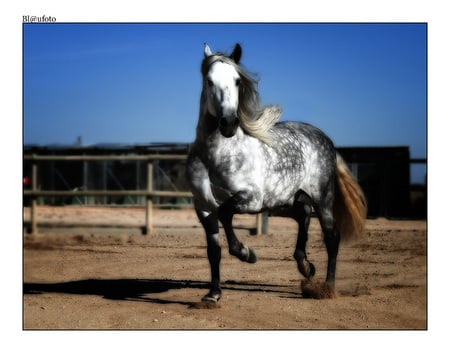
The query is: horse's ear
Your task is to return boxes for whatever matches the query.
[230,43,242,64]
[204,43,213,58]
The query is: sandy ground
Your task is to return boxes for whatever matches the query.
[23,206,426,330]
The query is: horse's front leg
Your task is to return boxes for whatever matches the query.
[195,205,222,303]
[218,191,258,263]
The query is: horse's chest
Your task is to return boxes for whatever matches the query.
[210,152,245,175]
[207,143,263,193]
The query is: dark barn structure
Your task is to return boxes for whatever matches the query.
[23,144,426,219]
[338,146,418,218]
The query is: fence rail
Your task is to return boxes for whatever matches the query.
[23,154,188,161]
[24,154,266,235]
[23,190,193,198]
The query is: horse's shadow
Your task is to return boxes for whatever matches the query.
[23,279,301,307]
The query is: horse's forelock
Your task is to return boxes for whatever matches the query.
[201,54,234,76]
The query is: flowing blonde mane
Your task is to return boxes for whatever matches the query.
[201,54,282,145]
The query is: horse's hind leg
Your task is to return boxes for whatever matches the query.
[299,201,339,299]
[315,199,340,299]
[195,203,222,303]
[217,191,257,263]
[292,202,316,279]
[317,203,340,288]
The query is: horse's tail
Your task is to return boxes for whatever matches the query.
[333,153,367,242]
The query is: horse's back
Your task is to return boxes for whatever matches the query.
[272,121,335,150]
[268,121,336,167]
[260,121,337,208]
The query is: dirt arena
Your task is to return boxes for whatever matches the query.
[23,206,427,330]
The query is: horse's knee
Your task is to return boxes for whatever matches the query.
[197,209,219,235]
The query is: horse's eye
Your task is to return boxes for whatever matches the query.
[207,79,214,87]
[235,78,241,86]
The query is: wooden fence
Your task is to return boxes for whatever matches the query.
[23,154,266,235]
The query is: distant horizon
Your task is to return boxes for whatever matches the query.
[23,139,419,150]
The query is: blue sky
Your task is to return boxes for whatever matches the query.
[23,23,426,180]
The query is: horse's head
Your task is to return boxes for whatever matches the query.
[202,43,242,138]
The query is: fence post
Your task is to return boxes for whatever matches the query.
[30,161,38,235]
[256,213,262,235]
[262,211,268,234]
[256,212,269,235]
[144,160,153,235]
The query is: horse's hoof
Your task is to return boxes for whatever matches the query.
[233,246,258,263]
[202,295,218,303]
[246,247,257,263]
[191,295,221,309]
[202,291,221,303]
[294,251,315,278]
[301,279,337,299]
[296,258,315,279]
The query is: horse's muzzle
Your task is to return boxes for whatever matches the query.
[219,117,239,138]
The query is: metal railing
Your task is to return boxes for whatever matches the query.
[23,154,266,235]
